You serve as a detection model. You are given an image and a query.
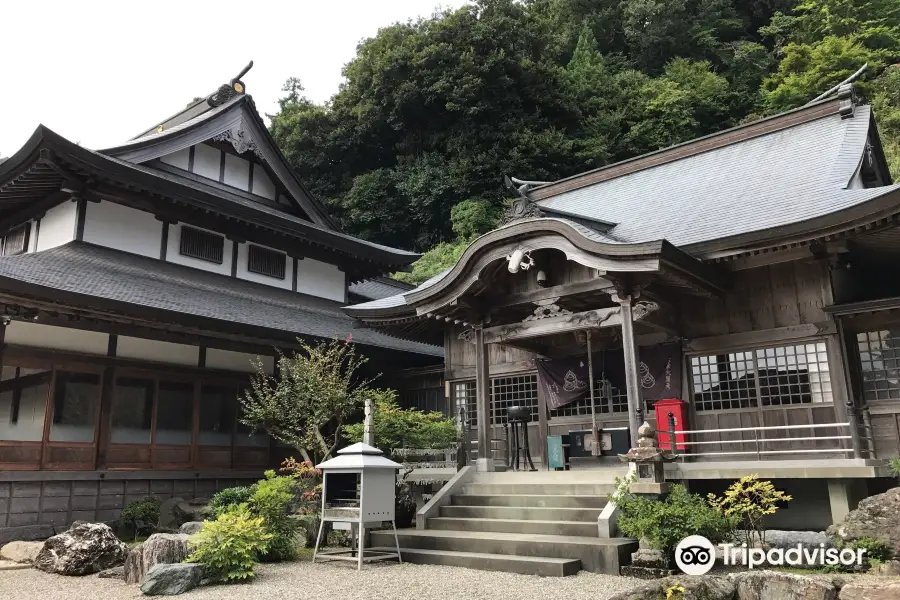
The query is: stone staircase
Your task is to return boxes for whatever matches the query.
[370,470,637,577]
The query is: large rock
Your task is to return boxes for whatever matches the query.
[33,522,128,576]
[827,488,900,554]
[729,570,837,600]
[0,540,43,563]
[608,575,734,600]
[140,563,204,596]
[294,514,320,548]
[869,559,900,576]
[178,522,204,535]
[124,533,191,585]
[97,565,125,579]
[156,498,192,533]
[839,578,900,600]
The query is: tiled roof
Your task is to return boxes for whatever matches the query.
[348,277,414,301]
[535,106,898,249]
[0,242,441,357]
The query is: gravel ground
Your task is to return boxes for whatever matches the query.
[0,561,643,600]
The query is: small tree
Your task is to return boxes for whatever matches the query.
[342,389,458,454]
[241,338,374,463]
[708,474,792,547]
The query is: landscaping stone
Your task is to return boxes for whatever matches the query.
[607,574,734,600]
[756,530,833,550]
[97,565,125,579]
[0,559,31,571]
[869,559,900,576]
[33,522,128,576]
[140,562,204,596]
[294,514,320,548]
[0,540,43,563]
[729,570,837,600]
[156,498,192,533]
[124,533,191,584]
[827,488,900,554]
[839,578,900,600]
[178,522,204,535]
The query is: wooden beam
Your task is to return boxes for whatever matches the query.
[482,306,621,344]
[479,277,615,312]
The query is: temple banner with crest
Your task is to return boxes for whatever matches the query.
[536,344,681,410]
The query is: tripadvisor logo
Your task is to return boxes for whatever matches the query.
[675,535,868,575]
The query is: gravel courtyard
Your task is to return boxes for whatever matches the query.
[0,561,643,600]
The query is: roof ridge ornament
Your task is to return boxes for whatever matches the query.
[212,119,263,159]
[207,61,254,108]
[501,175,548,225]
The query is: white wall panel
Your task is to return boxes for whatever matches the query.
[224,154,251,191]
[206,348,274,374]
[28,220,38,252]
[252,166,276,199]
[166,223,233,276]
[36,202,77,251]
[160,147,190,170]
[117,336,200,366]
[83,200,162,258]
[236,242,292,290]
[192,144,221,181]
[296,257,345,301]
[5,322,109,355]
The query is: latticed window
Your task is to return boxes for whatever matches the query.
[857,329,900,402]
[247,244,286,279]
[453,381,477,429]
[491,374,539,424]
[0,225,29,256]
[549,378,629,417]
[690,341,832,411]
[179,226,224,264]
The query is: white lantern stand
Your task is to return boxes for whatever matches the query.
[312,442,403,570]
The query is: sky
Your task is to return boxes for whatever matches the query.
[0,0,469,155]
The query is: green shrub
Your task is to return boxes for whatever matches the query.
[185,504,272,583]
[209,486,253,517]
[118,496,162,541]
[250,470,299,561]
[707,475,792,547]
[888,456,900,480]
[840,536,894,563]
[614,477,736,562]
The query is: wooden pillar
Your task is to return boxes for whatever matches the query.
[616,293,644,445]
[475,327,494,471]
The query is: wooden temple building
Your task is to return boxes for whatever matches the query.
[0,67,441,542]
[348,85,900,533]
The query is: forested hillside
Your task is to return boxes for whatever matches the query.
[269,0,900,285]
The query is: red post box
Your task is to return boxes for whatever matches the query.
[654,398,688,450]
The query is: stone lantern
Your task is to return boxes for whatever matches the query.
[312,442,403,570]
[618,421,675,496]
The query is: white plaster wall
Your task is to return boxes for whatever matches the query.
[160,147,190,170]
[236,242,292,290]
[206,348,274,374]
[166,223,233,276]
[296,257,345,301]
[36,202,77,251]
[117,336,200,366]
[83,200,162,258]
[5,321,109,355]
[224,154,251,191]
[252,167,276,200]
[28,220,38,252]
[192,144,221,181]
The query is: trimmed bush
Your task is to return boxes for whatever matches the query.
[118,496,162,541]
[250,470,299,561]
[185,504,271,583]
[209,486,253,517]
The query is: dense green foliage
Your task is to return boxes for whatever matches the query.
[707,474,793,547]
[269,0,900,280]
[613,477,737,560]
[209,486,254,518]
[185,504,272,583]
[342,389,458,452]
[241,339,373,462]
[118,496,162,541]
[249,470,300,562]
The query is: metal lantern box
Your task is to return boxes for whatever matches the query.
[312,442,403,569]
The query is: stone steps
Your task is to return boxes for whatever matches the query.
[461,483,617,496]
[451,494,607,508]
[427,516,599,537]
[369,528,636,574]
[369,546,581,577]
[440,504,604,522]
